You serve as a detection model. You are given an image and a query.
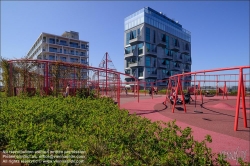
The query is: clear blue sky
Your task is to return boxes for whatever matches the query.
[1,1,249,77]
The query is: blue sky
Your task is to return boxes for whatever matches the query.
[1,1,249,79]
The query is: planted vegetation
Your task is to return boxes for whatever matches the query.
[0,96,237,165]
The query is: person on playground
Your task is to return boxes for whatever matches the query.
[185,91,194,104]
[125,87,128,95]
[65,84,70,97]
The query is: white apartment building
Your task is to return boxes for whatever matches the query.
[26,31,89,85]
[26,31,89,65]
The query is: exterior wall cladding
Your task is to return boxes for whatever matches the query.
[26,31,89,80]
[124,7,192,88]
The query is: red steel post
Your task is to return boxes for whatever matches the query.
[151,82,153,99]
[45,62,49,95]
[240,70,247,128]
[234,69,242,131]
[172,77,179,113]
[216,75,218,96]
[97,71,99,98]
[137,79,139,103]
[106,52,108,95]
[9,63,13,96]
[118,74,120,108]
[179,75,187,113]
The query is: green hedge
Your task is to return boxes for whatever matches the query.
[1,96,248,165]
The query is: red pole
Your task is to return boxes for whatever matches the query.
[234,68,242,131]
[9,63,13,96]
[106,52,108,96]
[194,74,196,100]
[144,81,146,96]
[172,77,179,113]
[240,70,247,128]
[179,75,186,113]
[46,62,49,95]
[137,79,139,103]
[74,67,76,96]
[216,75,218,96]
[97,71,99,98]
[118,74,120,108]
[151,82,153,99]
[134,82,135,98]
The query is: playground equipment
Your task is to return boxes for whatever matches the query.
[4,56,250,131]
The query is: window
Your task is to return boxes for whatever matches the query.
[166,36,169,48]
[125,46,131,54]
[152,58,156,67]
[132,68,137,77]
[81,44,86,49]
[80,52,85,56]
[161,34,166,42]
[165,48,172,56]
[138,43,143,55]
[152,44,157,53]
[126,32,130,45]
[166,60,170,68]
[146,27,150,42]
[49,38,55,44]
[60,40,67,46]
[174,62,180,68]
[132,45,136,53]
[138,68,143,77]
[76,51,78,55]
[70,42,79,48]
[185,43,189,51]
[70,58,78,63]
[146,56,151,67]
[60,57,67,62]
[64,49,67,54]
[70,50,74,55]
[125,69,130,74]
[173,38,180,47]
[49,47,57,53]
[137,28,140,37]
[130,30,136,40]
[146,43,150,52]
[81,59,86,64]
[153,30,156,43]
[49,55,55,61]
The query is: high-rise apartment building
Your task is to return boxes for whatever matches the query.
[26,31,89,84]
[124,7,192,88]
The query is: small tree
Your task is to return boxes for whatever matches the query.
[0,58,11,96]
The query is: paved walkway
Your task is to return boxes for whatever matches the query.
[120,95,250,165]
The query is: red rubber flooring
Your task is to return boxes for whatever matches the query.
[120,95,250,165]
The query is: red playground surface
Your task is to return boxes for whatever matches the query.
[120,95,250,165]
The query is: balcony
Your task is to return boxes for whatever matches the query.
[172,64,182,71]
[173,54,184,63]
[145,49,157,56]
[157,40,166,48]
[129,36,142,45]
[184,57,192,64]
[125,52,134,58]
[146,73,157,78]
[170,45,180,51]
[182,49,190,55]
[128,61,143,68]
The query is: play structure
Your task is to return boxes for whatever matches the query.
[4,53,250,131]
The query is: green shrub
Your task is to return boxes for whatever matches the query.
[1,96,249,165]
